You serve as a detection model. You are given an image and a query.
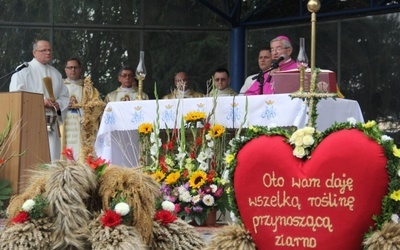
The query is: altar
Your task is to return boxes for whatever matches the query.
[94,94,364,167]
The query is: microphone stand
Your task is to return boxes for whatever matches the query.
[255,65,279,95]
[0,69,18,81]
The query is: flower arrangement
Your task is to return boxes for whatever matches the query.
[100,196,132,228]
[288,126,316,158]
[154,205,178,226]
[140,110,229,225]
[11,194,48,224]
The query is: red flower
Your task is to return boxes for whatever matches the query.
[207,169,217,183]
[87,156,108,170]
[174,204,181,213]
[190,151,196,159]
[162,141,174,150]
[159,156,168,172]
[195,137,202,146]
[154,210,177,225]
[184,206,191,215]
[12,211,30,224]
[61,147,75,161]
[182,169,189,178]
[101,210,122,227]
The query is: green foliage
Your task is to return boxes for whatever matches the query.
[29,194,48,220]
[0,179,12,210]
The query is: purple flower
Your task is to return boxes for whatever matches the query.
[161,184,171,193]
[214,187,223,198]
[166,195,177,203]
[192,206,204,213]
[202,185,212,194]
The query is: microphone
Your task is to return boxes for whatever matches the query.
[271,55,286,69]
[15,62,29,72]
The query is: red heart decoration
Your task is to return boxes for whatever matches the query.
[234,129,388,250]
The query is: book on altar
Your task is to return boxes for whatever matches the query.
[273,68,337,94]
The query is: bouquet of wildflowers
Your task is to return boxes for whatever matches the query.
[140,110,229,225]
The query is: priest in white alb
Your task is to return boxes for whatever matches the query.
[9,39,69,162]
[61,57,105,162]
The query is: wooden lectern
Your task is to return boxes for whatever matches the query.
[0,92,50,194]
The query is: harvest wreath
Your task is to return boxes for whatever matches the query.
[218,120,400,249]
[205,70,400,249]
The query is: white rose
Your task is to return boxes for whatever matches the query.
[347,117,357,125]
[161,200,175,212]
[22,199,35,212]
[303,127,315,135]
[294,136,304,147]
[114,202,130,216]
[293,146,306,158]
[302,135,315,147]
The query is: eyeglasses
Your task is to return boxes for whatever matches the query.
[65,66,81,70]
[35,49,52,53]
[271,47,288,53]
[120,74,134,78]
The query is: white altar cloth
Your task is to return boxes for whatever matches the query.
[95,94,364,167]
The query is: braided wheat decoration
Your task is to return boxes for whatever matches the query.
[204,224,256,250]
[363,222,400,250]
[98,165,160,245]
[46,161,98,249]
[0,217,53,249]
[89,212,146,250]
[151,218,206,249]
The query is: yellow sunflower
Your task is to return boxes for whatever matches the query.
[138,123,153,134]
[189,170,207,189]
[165,171,181,185]
[151,170,166,183]
[184,111,206,123]
[208,124,225,138]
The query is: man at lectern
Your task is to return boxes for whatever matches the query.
[9,39,69,163]
[245,35,298,95]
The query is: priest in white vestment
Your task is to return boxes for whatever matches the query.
[207,68,237,97]
[162,71,204,99]
[9,40,69,163]
[105,66,149,103]
[61,58,105,162]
